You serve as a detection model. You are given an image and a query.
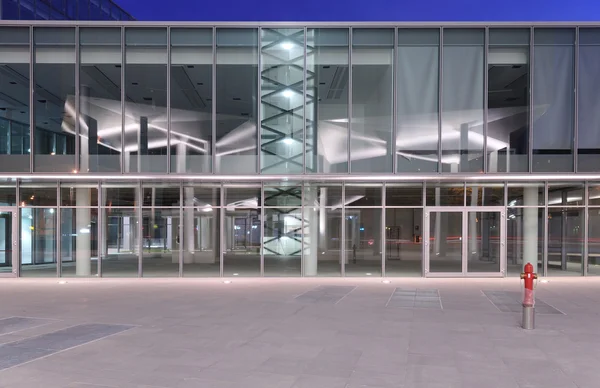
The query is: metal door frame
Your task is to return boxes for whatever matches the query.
[0,207,18,278]
[424,206,505,278]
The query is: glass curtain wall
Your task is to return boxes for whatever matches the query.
[0,27,30,173]
[306,29,349,174]
[532,29,575,172]
[79,27,122,173]
[487,29,530,173]
[396,29,439,173]
[588,184,600,275]
[170,28,213,174]
[578,28,600,171]
[124,28,168,173]
[33,27,76,172]
[351,29,394,173]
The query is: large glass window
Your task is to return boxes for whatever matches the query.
[345,207,382,277]
[0,28,30,172]
[306,29,349,174]
[124,28,168,173]
[487,29,530,173]
[351,29,394,173]
[141,207,179,277]
[34,27,76,172]
[441,29,485,173]
[170,28,213,173]
[260,28,304,174]
[216,29,258,174]
[577,29,600,172]
[397,29,439,173]
[79,28,122,173]
[532,28,575,172]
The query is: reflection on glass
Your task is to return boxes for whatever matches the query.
[577,29,600,171]
[386,184,423,207]
[306,29,349,174]
[264,184,302,207]
[587,208,600,275]
[507,183,544,206]
[61,183,98,206]
[0,211,14,275]
[303,205,341,277]
[182,207,220,277]
[345,184,382,206]
[224,208,260,276]
[60,207,98,277]
[547,207,583,275]
[466,185,504,206]
[264,208,301,276]
[102,208,139,277]
[441,29,484,173]
[20,208,57,277]
[351,29,394,173]
[20,184,57,207]
[487,29,530,173]
[124,28,168,173]
[223,185,260,208]
[103,183,138,207]
[397,29,439,172]
[466,211,501,273]
[429,211,462,273]
[142,185,180,207]
[425,184,464,206]
[385,208,422,276]
[171,28,213,173]
[141,207,178,277]
[183,183,221,206]
[34,27,76,172]
[216,29,258,174]
[345,208,382,276]
[261,28,304,174]
[79,28,122,172]
[506,207,544,276]
[303,183,342,207]
[532,29,575,172]
[0,28,30,172]
[548,184,584,206]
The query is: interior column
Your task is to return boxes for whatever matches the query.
[523,187,539,271]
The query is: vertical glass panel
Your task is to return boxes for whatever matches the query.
[20,207,57,277]
[589,184,600,206]
[182,207,220,277]
[306,29,349,174]
[103,183,138,207]
[182,182,221,207]
[547,207,583,275]
[215,29,258,174]
[223,185,260,208]
[263,207,302,276]
[588,208,600,275]
[170,28,213,173]
[425,183,465,206]
[429,211,462,273]
[0,181,16,206]
[506,207,544,276]
[79,28,122,173]
[385,207,423,277]
[260,28,304,174]
[20,183,57,207]
[548,183,584,206]
[34,28,76,172]
[345,208,382,277]
[442,29,485,173]
[466,184,504,206]
[60,207,99,277]
[466,211,501,273]
[141,207,178,277]
[507,182,544,206]
[223,208,260,276]
[264,183,301,207]
[303,206,341,277]
[577,29,600,171]
[124,28,168,173]
[0,210,13,275]
[345,184,382,206]
[102,207,139,277]
[61,183,98,207]
[303,183,342,207]
[386,184,423,206]
[142,184,180,207]
[0,28,30,172]
[397,29,439,172]
[487,29,530,172]
[351,29,394,173]
[533,28,575,172]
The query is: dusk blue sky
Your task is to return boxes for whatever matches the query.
[117,0,600,22]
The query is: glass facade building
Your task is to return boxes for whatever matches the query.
[1,0,134,21]
[0,21,599,279]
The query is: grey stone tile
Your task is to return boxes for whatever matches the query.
[291,375,348,388]
[0,317,54,336]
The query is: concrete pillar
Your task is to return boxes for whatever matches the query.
[75,189,92,276]
[561,191,568,270]
[372,210,381,257]
[122,216,131,251]
[318,188,328,252]
[176,142,187,173]
[434,187,442,255]
[304,187,318,276]
[489,150,498,173]
[183,187,195,264]
[523,187,539,271]
[469,187,479,257]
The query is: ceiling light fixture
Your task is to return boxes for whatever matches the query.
[282,89,294,98]
[283,137,293,145]
[281,42,294,50]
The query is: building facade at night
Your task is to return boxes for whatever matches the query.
[0,21,598,279]
[0,0,134,21]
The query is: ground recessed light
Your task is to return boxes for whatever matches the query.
[187,65,194,68]
[131,82,138,85]
[58,281,67,284]
[223,280,232,284]
[233,273,239,276]
[233,97,241,101]
[365,273,372,276]
[540,279,549,283]
[382,280,391,284]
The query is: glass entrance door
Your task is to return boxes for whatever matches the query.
[0,208,17,277]
[424,207,505,277]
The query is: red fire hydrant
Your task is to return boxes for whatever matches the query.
[520,262,537,307]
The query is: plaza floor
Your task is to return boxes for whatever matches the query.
[0,277,599,388]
